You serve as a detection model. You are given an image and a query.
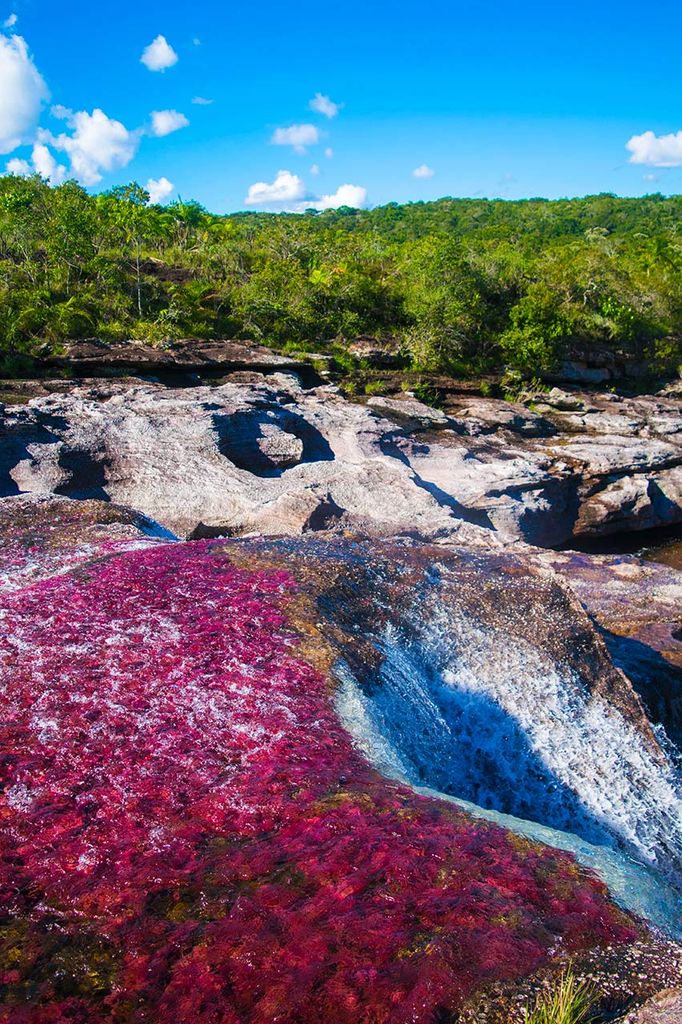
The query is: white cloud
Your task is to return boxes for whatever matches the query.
[51,104,72,121]
[324,146,333,159]
[309,183,367,210]
[5,141,65,183]
[413,163,434,178]
[31,142,66,183]
[626,130,682,167]
[0,33,49,153]
[4,13,17,28]
[192,96,213,105]
[45,108,140,185]
[245,169,307,207]
[6,156,30,174]
[643,173,659,182]
[309,93,341,119]
[140,35,178,72]
[146,176,174,204]
[310,163,320,176]
[245,170,367,213]
[271,123,319,153]
[149,109,189,137]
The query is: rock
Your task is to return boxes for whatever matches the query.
[542,548,682,751]
[544,435,680,476]
[0,493,171,593]
[546,345,653,385]
[0,378,681,546]
[0,378,504,541]
[0,376,152,405]
[367,393,451,427]
[347,334,402,366]
[3,493,682,1023]
[555,359,612,384]
[620,988,682,1024]
[541,387,587,411]
[575,476,658,534]
[536,391,682,440]
[450,397,557,437]
[43,337,302,375]
[659,380,682,400]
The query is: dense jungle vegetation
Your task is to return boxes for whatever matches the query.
[1,174,682,378]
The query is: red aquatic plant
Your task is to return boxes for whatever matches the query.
[0,540,637,1023]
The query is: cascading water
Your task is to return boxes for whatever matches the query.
[334,609,682,938]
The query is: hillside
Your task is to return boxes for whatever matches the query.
[1,176,682,381]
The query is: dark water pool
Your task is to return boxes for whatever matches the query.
[641,536,682,571]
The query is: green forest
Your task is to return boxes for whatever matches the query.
[2,173,682,379]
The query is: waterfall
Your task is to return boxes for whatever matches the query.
[334,610,682,938]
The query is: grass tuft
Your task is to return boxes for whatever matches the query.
[521,967,597,1024]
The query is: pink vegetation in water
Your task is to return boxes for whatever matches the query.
[0,541,637,1023]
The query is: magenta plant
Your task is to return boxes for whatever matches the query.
[0,540,637,1023]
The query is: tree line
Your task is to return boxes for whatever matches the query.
[1,174,681,378]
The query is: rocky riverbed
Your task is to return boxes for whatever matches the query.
[1,366,682,546]
[1,343,681,1022]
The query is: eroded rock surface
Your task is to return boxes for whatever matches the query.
[620,987,682,1024]
[2,377,681,545]
[42,337,302,375]
[543,548,682,753]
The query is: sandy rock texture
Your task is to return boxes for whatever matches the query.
[620,987,682,1024]
[543,548,682,753]
[1,375,681,545]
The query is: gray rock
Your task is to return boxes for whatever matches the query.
[450,397,557,436]
[1,377,681,546]
[347,335,402,366]
[555,359,612,383]
[44,338,302,375]
[367,394,450,427]
[620,988,682,1024]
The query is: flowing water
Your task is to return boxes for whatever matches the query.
[334,611,682,939]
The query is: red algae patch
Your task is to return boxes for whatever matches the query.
[0,540,637,1023]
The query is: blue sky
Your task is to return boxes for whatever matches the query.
[2,0,682,211]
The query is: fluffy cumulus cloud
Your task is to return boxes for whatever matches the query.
[6,155,29,174]
[0,33,49,153]
[245,169,367,212]
[6,141,66,183]
[149,109,189,137]
[308,183,367,210]
[31,142,66,183]
[309,93,341,119]
[4,13,17,28]
[324,146,333,159]
[140,35,178,72]
[626,130,682,167]
[192,96,213,105]
[245,169,307,206]
[44,108,140,185]
[271,123,319,153]
[146,176,174,204]
[413,163,434,178]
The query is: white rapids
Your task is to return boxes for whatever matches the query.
[334,612,682,939]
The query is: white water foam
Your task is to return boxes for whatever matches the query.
[334,611,682,938]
